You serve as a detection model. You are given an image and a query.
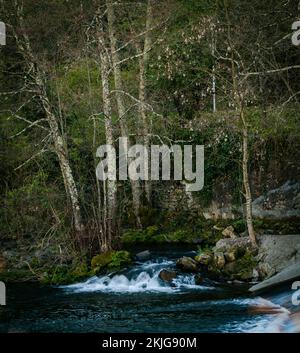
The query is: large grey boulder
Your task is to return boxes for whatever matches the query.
[213,237,254,255]
[256,234,300,277]
[249,262,300,293]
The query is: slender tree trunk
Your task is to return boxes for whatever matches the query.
[224,0,256,246]
[38,82,84,234]
[138,0,153,205]
[97,19,118,251]
[241,111,256,246]
[106,0,142,228]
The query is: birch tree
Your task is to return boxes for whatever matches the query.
[95,13,118,251]
[9,0,85,236]
[106,0,142,228]
[222,0,257,246]
[136,0,153,205]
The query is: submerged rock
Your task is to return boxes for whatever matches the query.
[159,269,177,282]
[135,250,151,262]
[176,256,199,273]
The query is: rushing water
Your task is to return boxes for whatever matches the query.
[0,250,295,333]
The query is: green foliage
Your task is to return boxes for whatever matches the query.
[123,227,198,244]
[91,252,113,272]
[0,270,36,283]
[0,170,68,240]
[235,252,257,279]
[41,263,91,285]
[145,225,159,237]
[108,251,132,271]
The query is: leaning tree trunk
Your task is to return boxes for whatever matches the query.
[107,0,142,228]
[39,83,84,235]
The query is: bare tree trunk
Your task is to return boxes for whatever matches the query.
[241,112,256,246]
[106,0,142,228]
[13,2,85,236]
[224,0,256,246]
[138,0,153,205]
[39,82,84,234]
[97,18,118,251]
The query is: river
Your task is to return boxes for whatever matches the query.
[0,249,296,333]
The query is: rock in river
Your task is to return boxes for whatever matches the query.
[159,269,177,282]
[176,256,199,273]
[135,250,151,262]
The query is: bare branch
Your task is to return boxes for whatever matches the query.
[110,89,162,117]
[242,65,300,78]
[9,118,48,138]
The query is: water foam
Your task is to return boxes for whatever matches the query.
[61,259,214,294]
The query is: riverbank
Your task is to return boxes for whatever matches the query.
[1,219,299,288]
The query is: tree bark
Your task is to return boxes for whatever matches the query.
[106,0,142,228]
[138,0,153,205]
[241,123,256,246]
[14,2,85,236]
[38,79,84,234]
[224,0,256,246]
[97,17,118,251]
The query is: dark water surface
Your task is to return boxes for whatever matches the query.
[0,250,284,333]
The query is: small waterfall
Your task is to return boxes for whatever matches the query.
[62,258,215,293]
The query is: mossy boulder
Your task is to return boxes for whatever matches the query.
[195,252,213,265]
[91,252,114,271]
[213,237,257,258]
[41,261,91,285]
[222,226,237,239]
[223,252,257,281]
[176,256,199,273]
[214,252,226,269]
[91,250,132,274]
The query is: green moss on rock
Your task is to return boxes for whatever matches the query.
[91,250,132,274]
